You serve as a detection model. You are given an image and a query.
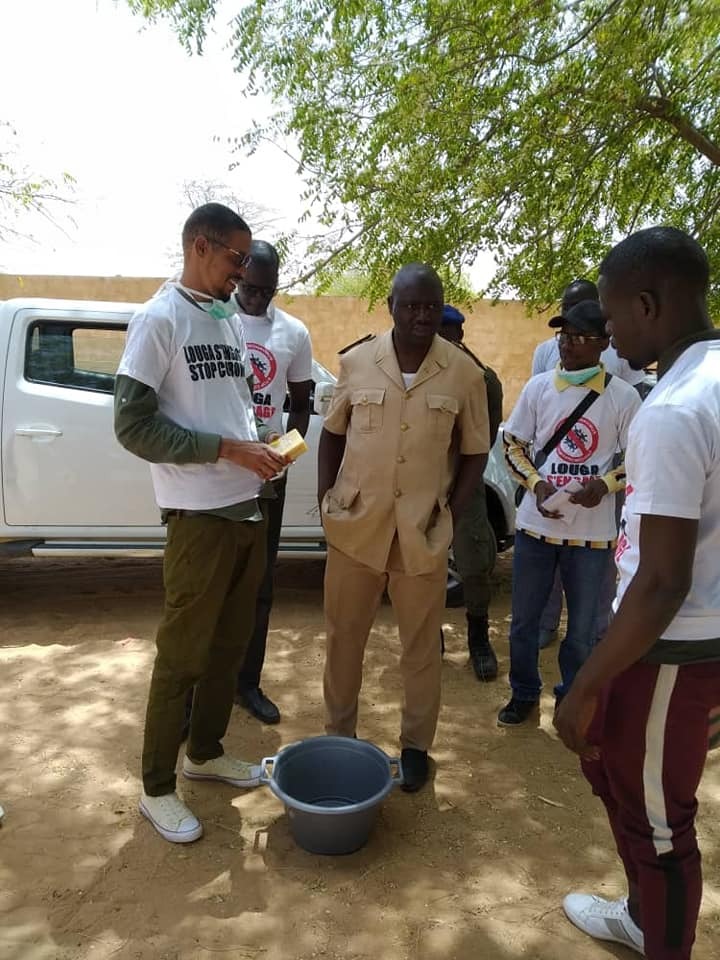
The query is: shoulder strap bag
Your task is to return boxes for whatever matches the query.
[514,373,611,506]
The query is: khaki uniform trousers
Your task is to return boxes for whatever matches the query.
[142,513,266,796]
[323,538,446,751]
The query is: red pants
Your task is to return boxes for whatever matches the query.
[582,660,720,960]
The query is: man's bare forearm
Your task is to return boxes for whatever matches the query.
[571,515,697,697]
[287,407,311,437]
[571,572,690,698]
[287,380,312,437]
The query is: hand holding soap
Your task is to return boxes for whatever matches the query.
[269,428,308,461]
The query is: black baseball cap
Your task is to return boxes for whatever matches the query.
[548,299,608,337]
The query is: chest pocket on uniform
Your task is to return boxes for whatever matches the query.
[427,394,459,439]
[350,388,385,433]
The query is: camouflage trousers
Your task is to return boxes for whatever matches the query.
[453,482,497,618]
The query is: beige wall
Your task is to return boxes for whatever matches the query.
[0,274,552,411]
[0,274,167,304]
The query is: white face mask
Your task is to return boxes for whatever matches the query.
[173,282,238,321]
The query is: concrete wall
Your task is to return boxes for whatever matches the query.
[0,274,552,411]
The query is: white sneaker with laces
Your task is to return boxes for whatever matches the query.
[183,753,262,788]
[139,791,203,844]
[563,893,645,955]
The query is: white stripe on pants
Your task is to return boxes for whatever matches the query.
[642,663,679,856]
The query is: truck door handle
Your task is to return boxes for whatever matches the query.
[15,426,63,439]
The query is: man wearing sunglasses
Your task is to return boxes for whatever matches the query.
[501,299,641,726]
[115,204,288,844]
[233,240,313,724]
[532,279,648,652]
[532,280,648,386]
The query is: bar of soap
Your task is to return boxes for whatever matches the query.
[269,428,308,460]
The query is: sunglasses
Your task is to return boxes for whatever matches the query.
[208,237,252,270]
[237,279,277,299]
[555,331,607,345]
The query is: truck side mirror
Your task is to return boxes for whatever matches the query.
[313,381,335,416]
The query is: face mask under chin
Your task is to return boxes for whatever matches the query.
[173,282,238,321]
[557,364,602,385]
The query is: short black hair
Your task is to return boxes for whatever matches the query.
[391,262,443,298]
[562,279,598,307]
[250,239,280,272]
[600,227,709,295]
[182,203,251,250]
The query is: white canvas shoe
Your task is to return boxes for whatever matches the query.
[563,893,645,955]
[139,791,203,844]
[183,754,262,788]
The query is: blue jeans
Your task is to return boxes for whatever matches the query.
[539,555,616,638]
[539,569,564,632]
[539,491,622,637]
[509,531,613,702]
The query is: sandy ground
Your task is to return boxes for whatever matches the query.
[1,552,719,960]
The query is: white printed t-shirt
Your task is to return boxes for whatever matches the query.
[117,284,262,510]
[532,336,646,385]
[238,303,313,435]
[505,369,641,542]
[615,339,720,641]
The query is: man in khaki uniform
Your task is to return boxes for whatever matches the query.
[318,263,490,791]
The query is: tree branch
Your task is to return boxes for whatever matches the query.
[546,0,626,61]
[285,220,378,289]
[638,96,720,166]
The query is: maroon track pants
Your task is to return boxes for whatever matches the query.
[582,659,720,960]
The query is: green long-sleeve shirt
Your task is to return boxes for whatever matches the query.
[114,374,275,521]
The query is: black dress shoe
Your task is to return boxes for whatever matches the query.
[236,686,281,725]
[400,748,429,793]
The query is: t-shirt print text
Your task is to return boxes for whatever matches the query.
[183,343,244,382]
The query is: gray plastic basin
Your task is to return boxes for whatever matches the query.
[261,736,402,855]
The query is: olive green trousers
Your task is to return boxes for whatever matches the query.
[142,513,266,796]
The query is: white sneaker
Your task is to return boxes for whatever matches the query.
[563,893,645,955]
[183,753,262,788]
[0,803,4,824]
[139,791,203,844]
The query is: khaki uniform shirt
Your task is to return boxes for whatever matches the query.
[322,330,490,575]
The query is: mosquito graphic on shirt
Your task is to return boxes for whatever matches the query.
[564,426,591,457]
[555,417,599,464]
[252,354,269,379]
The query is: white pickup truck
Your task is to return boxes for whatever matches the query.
[0,298,515,594]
